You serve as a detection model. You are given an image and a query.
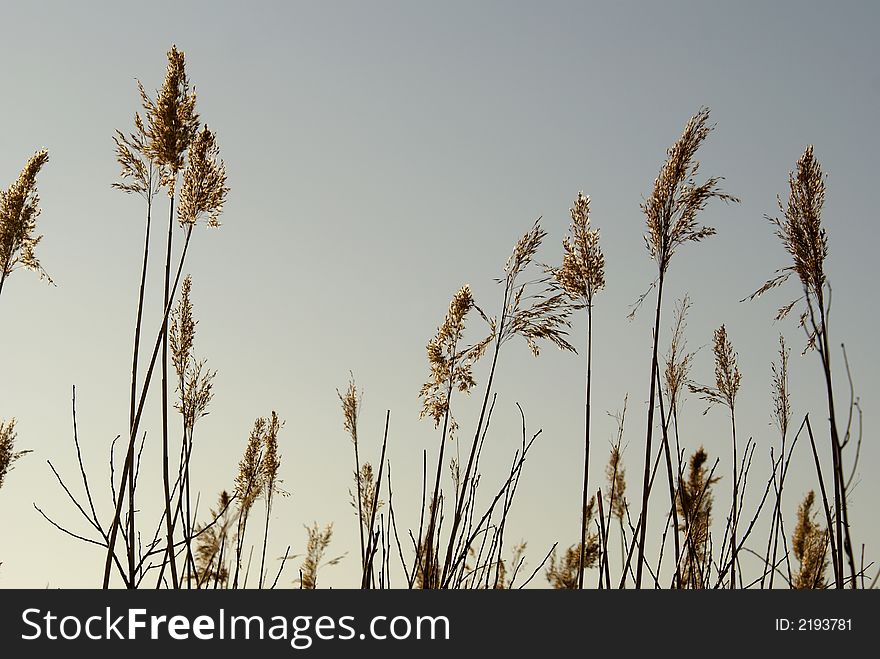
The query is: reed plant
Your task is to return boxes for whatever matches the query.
[633,107,739,588]
[549,191,605,588]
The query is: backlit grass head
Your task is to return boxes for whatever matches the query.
[552,191,605,308]
[0,150,51,285]
[139,44,200,195]
[419,285,492,427]
[178,125,229,228]
[689,324,742,414]
[747,145,830,351]
[642,107,738,275]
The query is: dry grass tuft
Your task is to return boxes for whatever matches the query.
[351,462,383,533]
[771,334,791,439]
[0,419,31,490]
[676,447,719,589]
[193,490,233,587]
[605,443,627,522]
[792,490,829,589]
[299,522,343,589]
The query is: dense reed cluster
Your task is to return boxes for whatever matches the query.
[0,46,872,591]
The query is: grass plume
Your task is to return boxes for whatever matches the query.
[676,447,719,589]
[0,150,51,297]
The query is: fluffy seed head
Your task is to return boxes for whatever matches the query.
[178,125,228,227]
[0,150,51,284]
[689,324,742,413]
[642,107,738,274]
[552,191,605,307]
[139,44,200,195]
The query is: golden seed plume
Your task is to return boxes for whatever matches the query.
[676,447,719,588]
[170,275,216,429]
[261,411,286,499]
[688,324,742,413]
[178,125,229,227]
[351,462,383,532]
[298,522,343,589]
[792,490,829,589]
[139,44,200,196]
[235,417,266,514]
[746,145,829,351]
[419,285,492,428]
[771,334,791,439]
[170,275,196,381]
[338,376,361,445]
[545,497,599,588]
[551,191,605,308]
[642,107,739,275]
[0,150,51,285]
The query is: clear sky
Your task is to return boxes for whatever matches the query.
[0,0,877,588]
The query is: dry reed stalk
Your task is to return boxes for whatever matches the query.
[102,46,227,587]
[114,113,160,585]
[169,274,216,584]
[140,43,202,589]
[418,284,491,588]
[633,107,738,588]
[232,416,265,588]
[689,324,742,587]
[437,219,576,588]
[0,150,51,298]
[676,447,719,588]
[545,496,599,589]
[764,335,791,588]
[549,190,605,588]
[792,491,829,589]
[338,376,367,580]
[746,145,856,587]
[659,296,694,586]
[600,398,627,583]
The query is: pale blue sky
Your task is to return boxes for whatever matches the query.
[0,1,877,587]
